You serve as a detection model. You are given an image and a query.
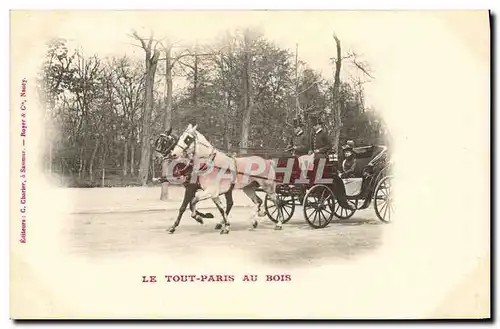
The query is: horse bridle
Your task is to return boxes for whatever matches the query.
[153,133,195,175]
[178,128,217,163]
[154,134,178,158]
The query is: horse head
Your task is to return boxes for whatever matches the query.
[170,123,214,160]
[153,127,178,160]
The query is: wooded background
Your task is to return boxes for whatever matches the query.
[37,28,390,189]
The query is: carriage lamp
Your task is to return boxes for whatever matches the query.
[328,150,338,162]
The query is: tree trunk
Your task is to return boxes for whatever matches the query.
[193,55,198,105]
[161,48,174,200]
[89,139,100,182]
[123,140,128,176]
[138,50,160,185]
[294,43,301,120]
[164,51,173,131]
[331,35,343,154]
[130,138,135,176]
[160,159,170,200]
[101,147,108,187]
[78,145,85,179]
[224,94,231,150]
[240,49,252,154]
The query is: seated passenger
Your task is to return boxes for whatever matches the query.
[340,140,356,179]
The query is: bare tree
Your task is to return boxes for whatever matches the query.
[240,29,260,154]
[329,34,374,152]
[330,34,343,153]
[157,41,221,200]
[109,56,145,177]
[212,42,237,151]
[131,31,161,186]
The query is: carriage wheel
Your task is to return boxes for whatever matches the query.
[265,193,295,224]
[303,185,335,229]
[333,198,358,220]
[374,176,393,223]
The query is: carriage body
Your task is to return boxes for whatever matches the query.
[333,145,393,222]
[264,144,393,228]
[272,155,338,195]
[263,152,340,228]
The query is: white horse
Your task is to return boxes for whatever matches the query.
[169,124,283,234]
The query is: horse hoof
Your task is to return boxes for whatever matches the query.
[215,223,223,230]
[205,213,215,219]
[220,229,229,235]
[252,221,258,229]
[168,228,176,234]
[274,226,283,231]
[258,210,266,217]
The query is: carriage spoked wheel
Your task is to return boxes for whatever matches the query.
[264,193,295,224]
[303,185,335,229]
[374,175,393,223]
[333,198,358,220]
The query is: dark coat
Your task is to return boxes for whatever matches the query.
[293,131,310,156]
[341,155,356,178]
[310,128,332,157]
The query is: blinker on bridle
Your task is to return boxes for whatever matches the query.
[154,134,178,156]
[178,129,216,161]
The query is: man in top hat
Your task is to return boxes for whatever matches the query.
[290,118,309,156]
[340,140,357,179]
[310,116,332,158]
[307,118,355,211]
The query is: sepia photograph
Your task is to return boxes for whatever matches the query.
[9,10,490,319]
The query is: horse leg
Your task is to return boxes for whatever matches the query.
[215,186,234,230]
[225,188,234,216]
[242,185,263,229]
[193,184,214,219]
[212,196,230,234]
[197,211,215,219]
[190,189,216,223]
[168,184,196,234]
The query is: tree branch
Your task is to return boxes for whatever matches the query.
[130,31,147,50]
[352,58,375,79]
[177,59,195,71]
[297,79,323,95]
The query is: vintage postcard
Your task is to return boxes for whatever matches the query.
[10,10,490,319]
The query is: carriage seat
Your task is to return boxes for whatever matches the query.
[342,177,363,196]
[350,146,377,177]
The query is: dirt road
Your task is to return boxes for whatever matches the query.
[64,187,385,269]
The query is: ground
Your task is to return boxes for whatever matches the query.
[64,186,386,269]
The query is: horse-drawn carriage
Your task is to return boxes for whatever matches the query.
[153,124,393,234]
[262,144,393,228]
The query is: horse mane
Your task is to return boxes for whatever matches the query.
[194,129,212,148]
